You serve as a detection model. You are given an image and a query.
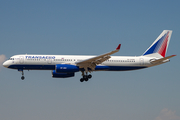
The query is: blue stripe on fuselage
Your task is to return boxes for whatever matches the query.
[8,64,147,71]
[95,66,146,71]
[8,65,55,70]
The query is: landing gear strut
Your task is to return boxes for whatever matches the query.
[18,69,25,80]
[80,71,92,82]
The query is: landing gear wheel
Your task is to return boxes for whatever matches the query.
[80,70,92,82]
[85,77,88,82]
[80,78,84,82]
[21,76,25,80]
[88,74,92,79]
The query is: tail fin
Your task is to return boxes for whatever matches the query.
[142,30,172,58]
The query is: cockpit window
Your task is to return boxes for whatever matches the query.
[9,58,14,60]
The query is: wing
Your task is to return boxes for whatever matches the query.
[76,44,121,71]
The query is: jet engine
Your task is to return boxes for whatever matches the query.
[55,64,79,73]
[52,70,75,78]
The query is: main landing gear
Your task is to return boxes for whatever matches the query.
[80,74,92,82]
[80,71,92,82]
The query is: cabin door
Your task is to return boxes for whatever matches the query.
[139,58,144,65]
[47,58,52,64]
[19,56,24,64]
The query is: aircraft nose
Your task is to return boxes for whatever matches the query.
[3,61,9,68]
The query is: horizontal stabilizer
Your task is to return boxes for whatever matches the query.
[150,55,176,64]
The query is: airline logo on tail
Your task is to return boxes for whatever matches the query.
[143,30,172,57]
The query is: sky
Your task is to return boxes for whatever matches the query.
[0,0,180,120]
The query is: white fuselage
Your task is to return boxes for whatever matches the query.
[3,54,154,71]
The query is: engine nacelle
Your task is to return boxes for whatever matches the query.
[55,64,79,73]
[52,70,75,78]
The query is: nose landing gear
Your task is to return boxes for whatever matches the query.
[18,69,25,80]
[21,71,25,80]
[21,76,25,80]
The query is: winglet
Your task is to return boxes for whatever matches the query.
[116,44,121,50]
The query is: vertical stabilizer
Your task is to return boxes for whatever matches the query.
[142,30,172,58]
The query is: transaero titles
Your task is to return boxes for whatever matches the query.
[26,56,55,59]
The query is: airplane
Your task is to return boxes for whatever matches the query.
[3,30,176,82]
